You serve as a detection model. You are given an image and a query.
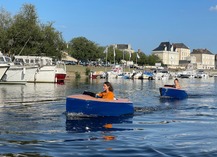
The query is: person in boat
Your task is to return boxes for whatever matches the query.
[174,78,181,89]
[164,78,181,89]
[96,81,115,100]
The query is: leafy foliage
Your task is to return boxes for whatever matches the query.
[0,3,161,65]
[0,4,65,59]
[0,7,12,54]
[68,37,101,61]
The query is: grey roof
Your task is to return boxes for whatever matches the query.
[152,42,172,51]
[179,60,190,65]
[191,49,213,55]
[173,43,189,49]
[117,44,129,49]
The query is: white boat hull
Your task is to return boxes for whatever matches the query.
[28,66,55,83]
[1,66,27,84]
[0,64,10,79]
[24,66,39,82]
[27,65,66,83]
[13,56,67,83]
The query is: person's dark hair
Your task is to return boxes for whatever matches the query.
[104,81,114,92]
[174,78,179,81]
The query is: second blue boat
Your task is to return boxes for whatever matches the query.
[159,87,188,99]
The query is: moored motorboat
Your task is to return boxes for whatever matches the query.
[0,54,27,84]
[66,94,134,117]
[159,87,188,99]
[0,64,10,80]
[141,71,154,80]
[106,65,123,79]
[154,70,172,80]
[194,70,209,79]
[55,61,67,83]
[90,71,105,79]
[0,66,27,84]
[14,56,67,83]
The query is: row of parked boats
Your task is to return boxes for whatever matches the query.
[90,65,210,80]
[0,53,67,84]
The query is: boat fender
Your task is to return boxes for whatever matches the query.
[36,68,39,73]
[22,67,26,75]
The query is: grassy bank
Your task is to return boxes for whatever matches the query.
[65,65,107,79]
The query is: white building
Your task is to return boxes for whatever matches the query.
[152,42,179,66]
[173,43,190,60]
[191,49,215,69]
[113,44,135,54]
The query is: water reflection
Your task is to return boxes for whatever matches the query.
[0,83,66,104]
[1,77,217,156]
[66,116,133,133]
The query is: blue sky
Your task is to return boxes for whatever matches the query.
[1,0,217,54]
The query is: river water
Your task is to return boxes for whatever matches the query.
[1,77,217,156]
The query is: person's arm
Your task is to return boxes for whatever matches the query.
[96,92,103,98]
[176,84,181,89]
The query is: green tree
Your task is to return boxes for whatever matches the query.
[129,52,161,66]
[0,7,13,54]
[98,46,106,60]
[1,3,65,59]
[68,36,100,61]
[6,3,40,55]
[0,3,163,64]
[105,46,116,64]
[147,54,162,65]
[137,52,147,65]
[40,22,65,59]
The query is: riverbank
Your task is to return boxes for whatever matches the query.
[65,65,217,79]
[65,65,107,79]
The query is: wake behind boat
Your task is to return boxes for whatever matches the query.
[66,94,134,117]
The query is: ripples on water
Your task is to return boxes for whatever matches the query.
[1,78,217,156]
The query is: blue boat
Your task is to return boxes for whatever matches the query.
[159,87,188,99]
[66,94,134,117]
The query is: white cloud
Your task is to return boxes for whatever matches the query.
[58,25,67,29]
[209,5,217,11]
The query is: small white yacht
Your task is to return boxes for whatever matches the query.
[0,53,27,84]
[106,65,123,79]
[153,69,172,80]
[195,70,209,79]
[0,63,10,81]
[13,56,67,83]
